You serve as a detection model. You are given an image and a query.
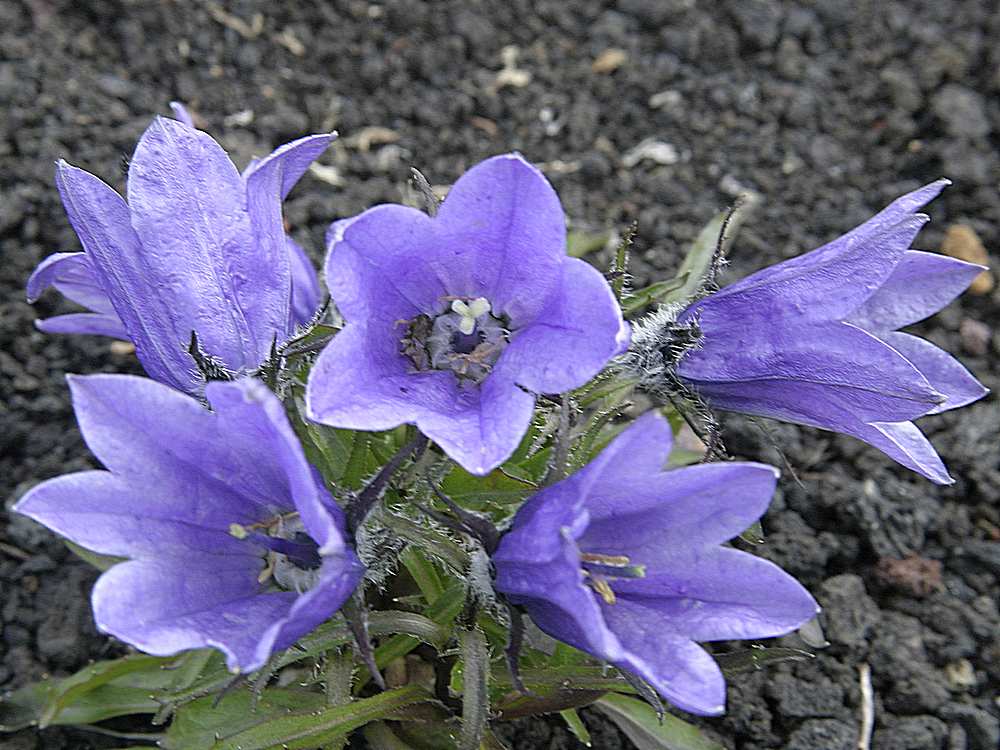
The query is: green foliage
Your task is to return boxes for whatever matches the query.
[594,694,725,750]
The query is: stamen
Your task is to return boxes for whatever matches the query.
[588,575,617,605]
[580,552,631,567]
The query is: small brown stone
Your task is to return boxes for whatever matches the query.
[875,554,943,597]
[941,224,994,294]
[591,48,627,74]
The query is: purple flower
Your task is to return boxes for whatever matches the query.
[306,154,629,475]
[493,412,817,715]
[671,180,987,484]
[14,375,363,673]
[28,108,330,395]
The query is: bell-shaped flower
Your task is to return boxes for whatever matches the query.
[306,154,629,475]
[14,375,363,673]
[27,108,330,395]
[493,412,818,715]
[672,181,987,484]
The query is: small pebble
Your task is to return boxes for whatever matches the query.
[959,319,991,356]
[944,659,977,691]
[592,48,627,74]
[942,224,993,294]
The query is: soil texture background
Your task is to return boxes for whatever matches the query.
[1,1,998,749]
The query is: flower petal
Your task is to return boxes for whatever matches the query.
[307,326,535,475]
[169,101,195,128]
[685,215,930,326]
[36,312,129,339]
[127,116,270,372]
[259,552,365,665]
[882,332,987,414]
[307,324,432,431]
[27,252,116,315]
[602,602,727,716]
[679,321,943,424]
[493,492,623,662]
[848,251,984,332]
[435,154,565,324]
[326,205,445,323]
[580,462,780,556]
[496,258,628,394]
[418,374,535,475]
[69,375,295,525]
[851,420,952,484]
[287,237,321,325]
[243,133,333,334]
[611,547,818,642]
[55,162,196,392]
[205,379,350,555]
[243,132,335,201]
[92,557,294,672]
[14,471,250,558]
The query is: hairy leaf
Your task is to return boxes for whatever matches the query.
[594,694,724,750]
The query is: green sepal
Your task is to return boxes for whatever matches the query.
[714,645,813,675]
[64,540,125,571]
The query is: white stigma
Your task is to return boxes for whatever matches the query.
[451,297,491,335]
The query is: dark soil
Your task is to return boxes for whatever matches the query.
[2,1,998,749]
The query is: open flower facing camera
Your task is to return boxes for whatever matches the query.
[306,154,628,475]
[5,104,988,749]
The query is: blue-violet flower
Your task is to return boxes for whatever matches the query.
[672,180,987,483]
[28,105,330,395]
[493,412,817,715]
[15,375,363,673]
[306,154,629,475]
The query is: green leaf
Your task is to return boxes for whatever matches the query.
[39,654,175,727]
[362,721,416,750]
[441,466,533,511]
[342,431,375,489]
[275,610,451,677]
[163,688,327,750]
[560,708,592,746]
[0,681,49,731]
[204,685,430,750]
[714,646,813,675]
[400,546,446,603]
[594,694,724,750]
[481,731,512,750]
[372,584,465,671]
[291,397,354,484]
[566,229,611,258]
[0,651,218,731]
[671,211,728,303]
[64,540,125,571]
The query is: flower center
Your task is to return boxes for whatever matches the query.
[230,514,323,593]
[401,296,510,383]
[580,551,646,605]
